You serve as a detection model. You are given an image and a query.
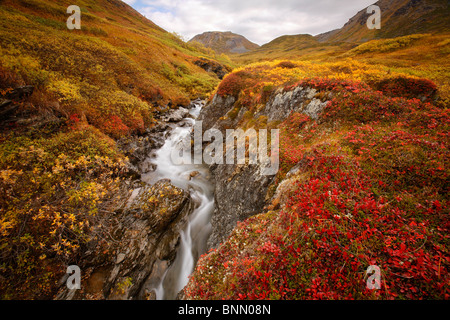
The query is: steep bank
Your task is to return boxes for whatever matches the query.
[199,87,329,249]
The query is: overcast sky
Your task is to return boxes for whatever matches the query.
[122,0,376,45]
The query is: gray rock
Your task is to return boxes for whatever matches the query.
[55,180,194,300]
[161,107,190,123]
[197,94,236,132]
[207,163,274,249]
[199,85,331,250]
[259,87,328,122]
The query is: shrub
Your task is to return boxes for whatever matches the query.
[217,71,254,97]
[0,125,127,299]
[370,77,438,102]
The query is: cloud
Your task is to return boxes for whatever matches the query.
[122,0,137,5]
[124,0,376,45]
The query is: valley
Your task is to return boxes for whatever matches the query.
[0,0,449,301]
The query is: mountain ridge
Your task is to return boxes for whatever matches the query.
[189,31,260,54]
[316,0,449,43]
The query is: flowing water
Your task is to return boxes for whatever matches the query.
[141,102,215,300]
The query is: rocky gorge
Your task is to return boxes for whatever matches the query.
[53,80,330,299]
[55,101,214,300]
[54,83,329,300]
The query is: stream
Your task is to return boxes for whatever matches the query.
[141,101,215,300]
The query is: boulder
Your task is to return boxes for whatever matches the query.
[200,86,331,250]
[55,180,194,300]
[161,107,189,123]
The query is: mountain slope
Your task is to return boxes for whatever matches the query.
[233,0,449,64]
[234,33,353,63]
[316,0,449,43]
[0,0,230,129]
[189,31,260,54]
[251,34,320,55]
[185,56,449,301]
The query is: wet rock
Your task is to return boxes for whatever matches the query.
[3,85,34,101]
[0,85,34,122]
[161,107,190,123]
[119,134,166,167]
[55,180,194,300]
[0,99,16,121]
[189,171,200,180]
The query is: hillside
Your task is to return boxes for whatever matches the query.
[185,59,449,300]
[316,0,449,43]
[234,0,449,65]
[183,0,449,301]
[0,0,231,299]
[189,31,260,54]
[235,33,354,64]
[0,0,449,302]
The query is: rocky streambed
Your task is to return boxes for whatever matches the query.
[55,84,329,300]
[55,100,215,300]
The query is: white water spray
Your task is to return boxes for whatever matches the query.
[141,102,215,300]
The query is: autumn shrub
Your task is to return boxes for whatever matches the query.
[370,77,438,102]
[275,61,299,69]
[216,71,255,98]
[0,125,128,299]
[186,146,449,300]
[0,63,23,91]
[186,149,448,300]
[349,34,427,54]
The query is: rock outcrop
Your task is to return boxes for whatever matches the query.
[55,180,194,300]
[55,104,204,300]
[199,86,330,249]
[193,58,232,80]
[0,85,34,123]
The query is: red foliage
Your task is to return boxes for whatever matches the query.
[138,86,163,102]
[217,71,255,97]
[185,76,449,300]
[371,77,438,102]
[68,113,81,130]
[187,150,449,300]
[97,115,130,138]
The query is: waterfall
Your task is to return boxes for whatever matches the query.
[141,101,215,300]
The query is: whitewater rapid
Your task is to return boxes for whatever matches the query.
[141,102,215,300]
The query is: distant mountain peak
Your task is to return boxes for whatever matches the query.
[189,31,260,54]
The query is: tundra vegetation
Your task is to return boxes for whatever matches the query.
[0,0,449,300]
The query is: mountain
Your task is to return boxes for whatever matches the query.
[233,0,449,64]
[316,0,449,43]
[233,33,353,63]
[189,31,260,54]
[258,34,319,51]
